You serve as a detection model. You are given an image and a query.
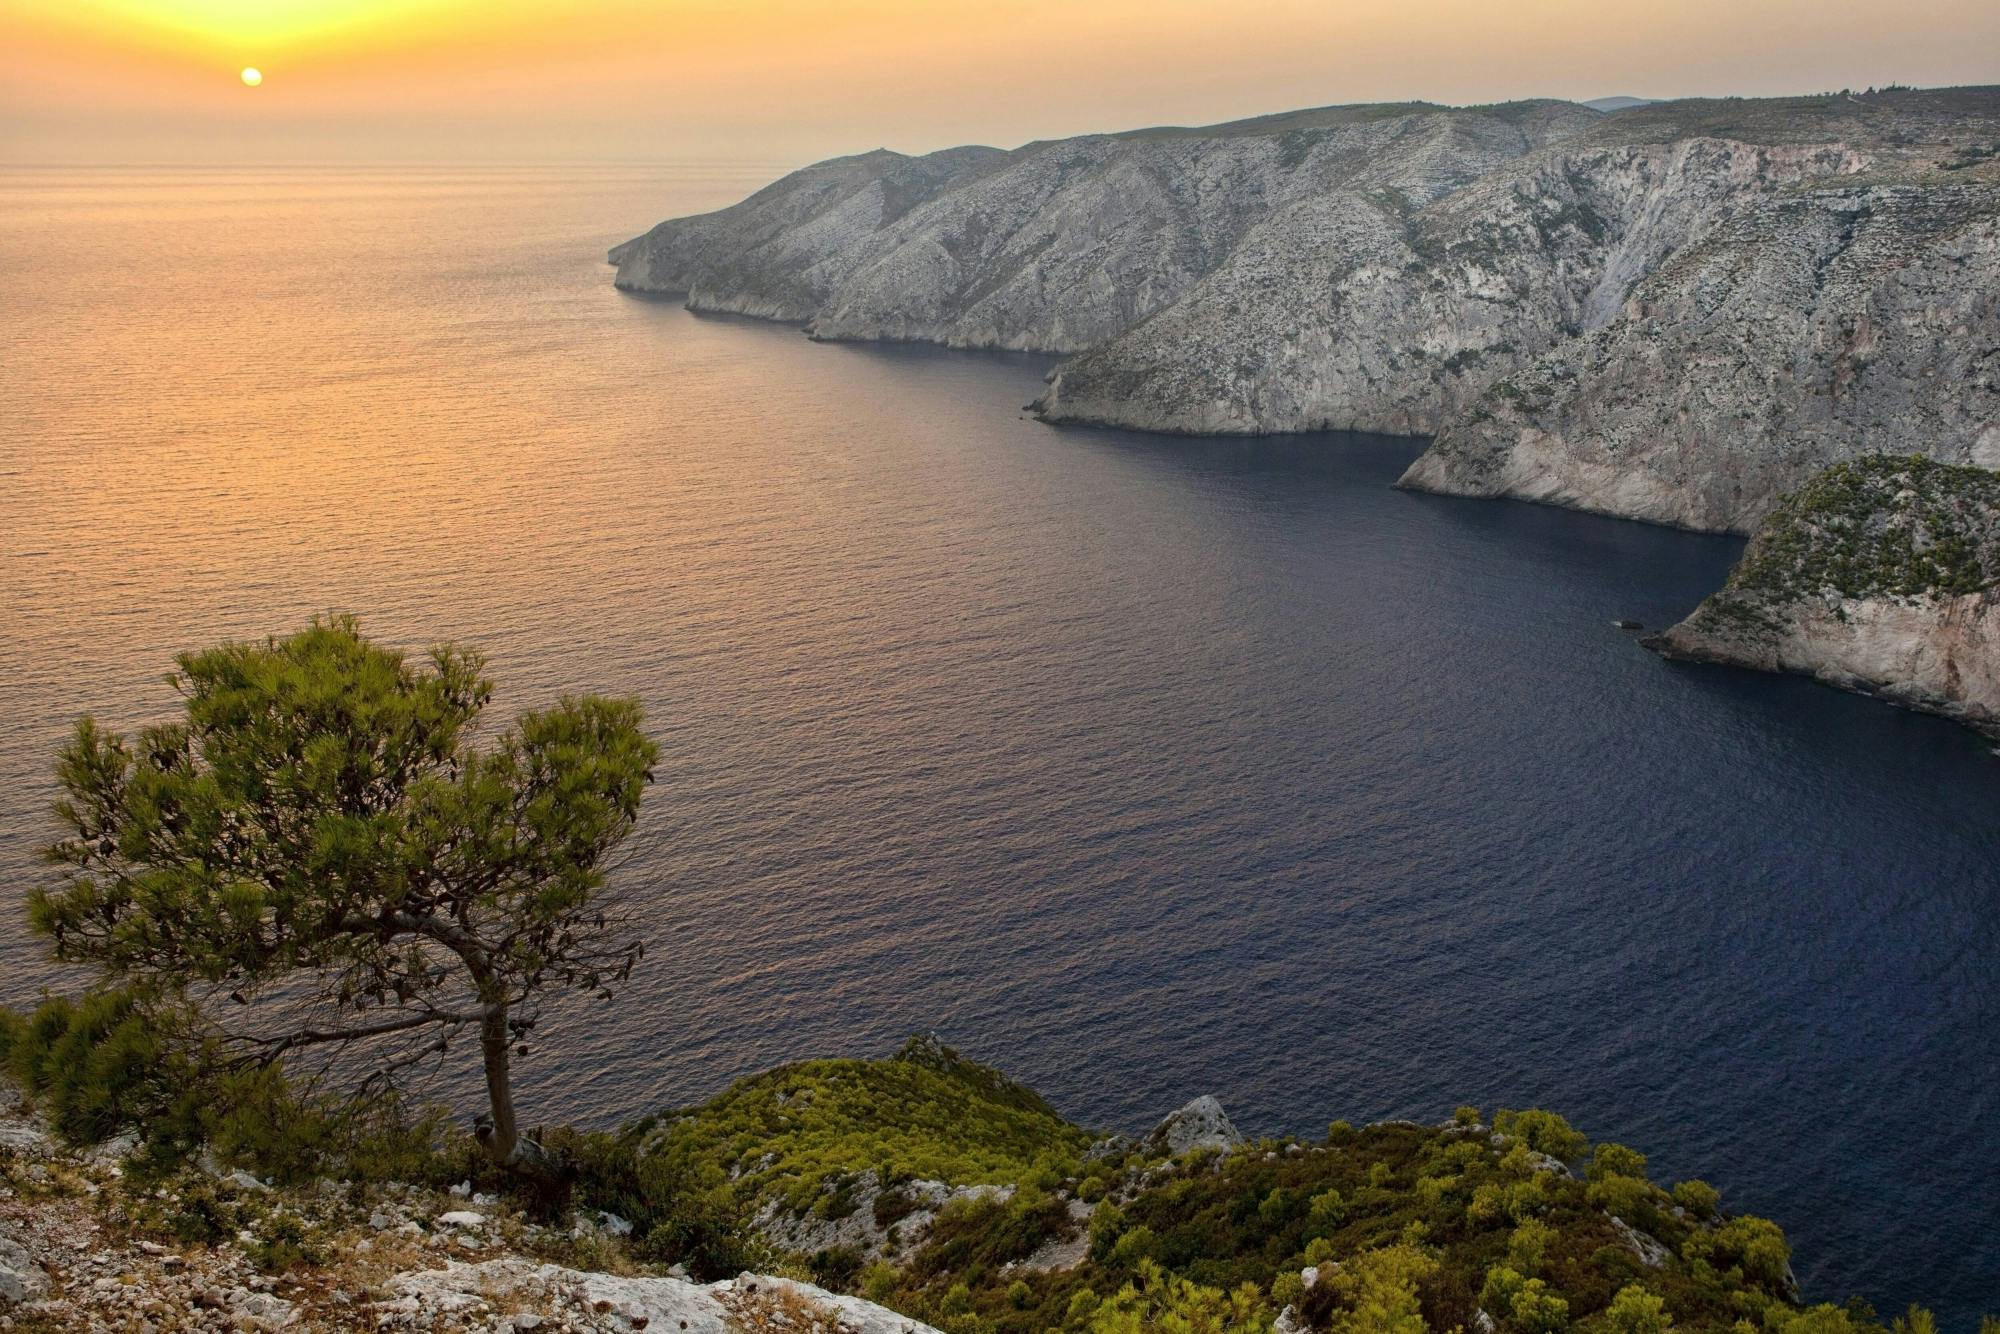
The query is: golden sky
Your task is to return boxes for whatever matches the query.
[4,0,1997,164]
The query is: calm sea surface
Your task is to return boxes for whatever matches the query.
[1,167,1996,1322]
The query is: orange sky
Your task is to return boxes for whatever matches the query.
[4,0,1997,165]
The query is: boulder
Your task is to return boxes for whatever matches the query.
[0,1231,50,1306]
[1608,1213,1673,1268]
[1145,1096,1245,1155]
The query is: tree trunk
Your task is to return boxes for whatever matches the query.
[474,999,570,1204]
[477,999,520,1161]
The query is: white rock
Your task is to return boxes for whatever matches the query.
[1145,1096,1245,1155]
[387,1259,945,1334]
[1607,1213,1673,1268]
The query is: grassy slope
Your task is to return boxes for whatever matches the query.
[638,1035,1090,1218]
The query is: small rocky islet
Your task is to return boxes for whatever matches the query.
[1648,456,2000,735]
[0,1035,1959,1333]
[610,87,2000,739]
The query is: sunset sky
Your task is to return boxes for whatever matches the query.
[4,0,1998,165]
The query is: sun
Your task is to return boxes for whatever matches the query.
[239,66,263,87]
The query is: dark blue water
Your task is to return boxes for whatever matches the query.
[2,168,1996,1324]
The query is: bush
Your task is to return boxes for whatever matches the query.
[2,990,192,1145]
[1684,1215,1791,1292]
[1110,1224,1159,1268]
[1671,1179,1720,1218]
[859,1262,898,1305]
[1307,1187,1347,1234]
[1481,1264,1569,1333]
[1318,1244,1434,1334]
[1084,1259,1269,1334]
[1506,1219,1554,1274]
[1603,1284,1672,1334]
[1589,1144,1648,1183]
[1493,1110,1588,1163]
[647,1039,1088,1223]
[809,1245,863,1291]
[1587,1173,1652,1222]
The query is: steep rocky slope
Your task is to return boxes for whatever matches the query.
[1400,181,2000,530]
[616,101,1598,354]
[1036,138,1861,436]
[612,87,2000,535]
[1648,456,2000,734]
[608,146,1013,321]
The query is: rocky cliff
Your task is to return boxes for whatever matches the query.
[1400,180,2000,531]
[612,87,2000,535]
[1648,456,2000,734]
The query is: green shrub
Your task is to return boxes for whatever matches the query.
[860,1261,898,1305]
[1672,1180,1721,1218]
[1506,1219,1554,1274]
[1307,1187,1347,1234]
[246,1211,321,1272]
[1889,1306,1938,1334]
[1590,1144,1648,1183]
[1493,1110,1588,1162]
[644,1038,1088,1224]
[1588,1173,1652,1222]
[1604,1284,1672,1334]
[1084,1259,1269,1334]
[1684,1215,1791,1292]
[2,990,193,1145]
[1110,1224,1159,1268]
[1318,1244,1434,1334]
[809,1245,863,1291]
[1089,1204,1129,1263]
[1481,1264,1570,1333]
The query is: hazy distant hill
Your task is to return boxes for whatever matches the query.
[1582,95,1657,112]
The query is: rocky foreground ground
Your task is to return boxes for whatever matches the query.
[0,1083,940,1334]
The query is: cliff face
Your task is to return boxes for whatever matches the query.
[611,87,2000,534]
[608,146,1013,321]
[1400,183,2000,532]
[1035,139,1862,436]
[615,101,1598,354]
[1648,456,2000,734]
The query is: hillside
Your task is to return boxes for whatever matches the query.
[610,86,2000,535]
[6,1034,1976,1333]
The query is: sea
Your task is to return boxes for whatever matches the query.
[1,165,1995,1322]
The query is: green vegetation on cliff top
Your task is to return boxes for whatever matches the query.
[1702,455,2000,627]
[638,1033,1090,1216]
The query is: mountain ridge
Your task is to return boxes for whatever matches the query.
[611,85,2000,536]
